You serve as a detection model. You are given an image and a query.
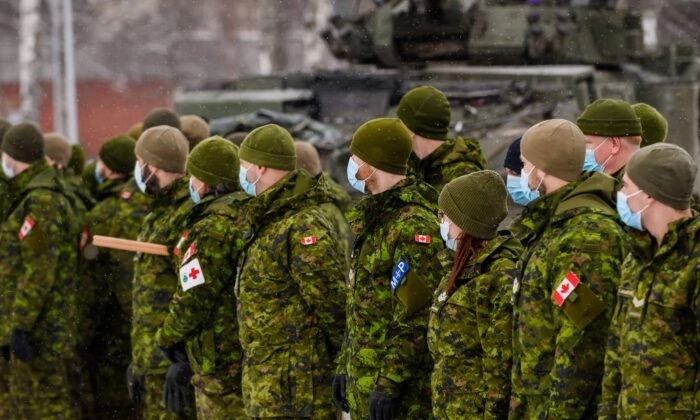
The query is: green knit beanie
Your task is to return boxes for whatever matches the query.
[396,85,451,140]
[180,115,210,150]
[521,119,585,182]
[350,118,412,175]
[68,144,85,174]
[2,122,45,163]
[632,103,668,147]
[439,170,507,239]
[142,107,181,131]
[238,124,296,171]
[0,119,11,143]
[135,126,189,173]
[187,136,239,187]
[626,143,697,210]
[576,98,642,137]
[43,133,72,167]
[99,135,136,175]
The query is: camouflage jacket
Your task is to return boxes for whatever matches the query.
[81,178,150,361]
[339,177,444,417]
[599,215,700,419]
[0,160,79,358]
[156,191,250,394]
[317,172,352,266]
[235,169,347,417]
[131,176,193,375]
[325,172,353,214]
[428,234,522,419]
[510,171,628,419]
[0,174,11,221]
[408,136,488,193]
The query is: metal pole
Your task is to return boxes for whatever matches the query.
[62,0,78,144]
[50,0,65,134]
[18,0,41,123]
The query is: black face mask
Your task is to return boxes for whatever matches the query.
[142,165,161,195]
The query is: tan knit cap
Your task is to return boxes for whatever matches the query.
[521,119,585,182]
[135,126,189,173]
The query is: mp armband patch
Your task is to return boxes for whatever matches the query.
[391,258,410,293]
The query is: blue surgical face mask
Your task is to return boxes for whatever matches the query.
[239,164,260,197]
[507,174,532,206]
[347,157,369,194]
[439,220,457,251]
[94,162,105,185]
[616,190,648,231]
[189,177,203,204]
[582,138,611,172]
[2,155,14,179]
[134,162,152,194]
[508,168,542,206]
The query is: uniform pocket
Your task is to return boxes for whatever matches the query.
[242,344,291,415]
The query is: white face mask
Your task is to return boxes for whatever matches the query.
[2,155,15,179]
[439,220,457,251]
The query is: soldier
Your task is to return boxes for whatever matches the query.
[143,107,182,131]
[127,122,143,141]
[82,135,149,419]
[577,98,642,178]
[428,171,521,419]
[600,144,699,418]
[155,136,248,418]
[632,102,668,147]
[236,124,346,418]
[129,126,194,419]
[179,115,210,150]
[397,85,487,192]
[332,118,444,418]
[0,118,13,221]
[295,140,352,263]
[509,119,628,419]
[0,123,79,418]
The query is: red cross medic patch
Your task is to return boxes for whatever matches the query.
[179,258,205,291]
[18,217,35,240]
[552,272,580,306]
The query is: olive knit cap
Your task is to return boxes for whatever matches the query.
[99,135,136,175]
[43,133,72,166]
[438,170,507,240]
[127,122,143,140]
[68,144,85,174]
[576,98,642,137]
[142,108,181,131]
[350,118,412,175]
[2,122,44,163]
[187,136,239,187]
[180,115,210,150]
[396,85,451,140]
[0,119,11,143]
[521,119,585,182]
[632,103,668,147]
[135,126,189,173]
[294,141,322,176]
[238,124,296,171]
[626,143,697,210]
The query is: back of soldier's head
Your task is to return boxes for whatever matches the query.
[632,103,668,147]
[180,115,210,150]
[238,124,296,171]
[576,98,642,143]
[188,136,239,191]
[43,132,72,168]
[294,141,322,176]
[2,122,45,164]
[142,107,181,131]
[135,126,189,174]
[521,119,586,182]
[396,85,451,140]
[100,135,136,175]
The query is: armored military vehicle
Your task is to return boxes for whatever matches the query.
[175,0,699,191]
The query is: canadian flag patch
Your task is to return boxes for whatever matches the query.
[552,272,581,306]
[181,242,196,264]
[300,236,317,246]
[173,231,189,256]
[414,234,431,244]
[18,217,35,240]
[120,191,132,200]
[179,258,205,291]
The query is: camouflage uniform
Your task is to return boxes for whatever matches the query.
[236,170,346,418]
[156,192,250,419]
[317,172,352,266]
[510,171,628,419]
[0,159,79,419]
[339,177,444,417]
[599,215,700,419]
[81,178,150,419]
[408,137,487,192]
[131,176,195,419]
[324,172,352,213]
[0,173,11,419]
[428,235,522,419]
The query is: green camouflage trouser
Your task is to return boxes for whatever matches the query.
[0,359,9,419]
[144,373,196,420]
[194,386,246,419]
[9,355,72,419]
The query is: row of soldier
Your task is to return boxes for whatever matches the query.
[0,84,696,420]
